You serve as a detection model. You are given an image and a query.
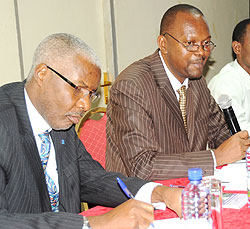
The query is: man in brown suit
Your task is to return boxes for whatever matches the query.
[106,4,250,180]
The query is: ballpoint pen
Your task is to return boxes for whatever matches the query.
[116,177,155,228]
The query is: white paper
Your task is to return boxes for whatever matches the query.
[222,193,248,209]
[148,218,212,229]
[213,159,248,191]
[148,218,183,229]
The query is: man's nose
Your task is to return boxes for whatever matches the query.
[195,44,207,56]
[76,96,91,112]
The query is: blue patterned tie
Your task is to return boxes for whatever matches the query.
[38,131,59,212]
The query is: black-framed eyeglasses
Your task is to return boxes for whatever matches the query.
[46,65,100,103]
[162,32,216,52]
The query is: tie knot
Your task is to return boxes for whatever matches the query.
[177,85,186,96]
[38,130,50,142]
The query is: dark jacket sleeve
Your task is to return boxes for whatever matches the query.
[0,120,148,229]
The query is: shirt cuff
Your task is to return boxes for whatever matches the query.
[82,216,92,229]
[210,149,217,171]
[134,182,166,210]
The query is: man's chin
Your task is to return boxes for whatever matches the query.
[51,123,73,131]
[188,74,203,80]
[188,69,203,80]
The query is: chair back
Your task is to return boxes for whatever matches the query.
[76,107,107,168]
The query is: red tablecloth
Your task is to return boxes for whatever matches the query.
[80,178,250,229]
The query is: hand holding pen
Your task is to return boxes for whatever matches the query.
[87,197,155,229]
[117,177,155,228]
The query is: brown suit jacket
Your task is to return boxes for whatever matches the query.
[106,50,230,180]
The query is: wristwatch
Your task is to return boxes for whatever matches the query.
[82,216,92,229]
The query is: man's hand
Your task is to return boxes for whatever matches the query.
[214,130,250,166]
[88,199,154,229]
[151,185,182,217]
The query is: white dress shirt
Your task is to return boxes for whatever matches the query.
[24,89,164,209]
[159,51,217,168]
[208,59,250,135]
[24,89,59,191]
[159,51,189,99]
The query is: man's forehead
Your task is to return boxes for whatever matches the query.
[170,12,209,36]
[172,12,206,29]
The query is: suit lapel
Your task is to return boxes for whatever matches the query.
[51,130,68,211]
[186,82,195,145]
[51,129,80,212]
[22,133,51,211]
[149,50,187,133]
[11,82,51,211]
[186,79,202,147]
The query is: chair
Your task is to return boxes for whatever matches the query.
[75,107,107,168]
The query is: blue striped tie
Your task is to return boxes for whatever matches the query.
[38,131,59,212]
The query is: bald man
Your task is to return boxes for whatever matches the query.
[106,4,250,180]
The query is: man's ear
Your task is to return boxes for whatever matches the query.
[232,41,241,55]
[157,35,168,54]
[34,64,48,86]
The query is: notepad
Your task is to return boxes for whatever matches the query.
[222,192,248,209]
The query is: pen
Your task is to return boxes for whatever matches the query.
[116,177,155,228]
[117,177,135,198]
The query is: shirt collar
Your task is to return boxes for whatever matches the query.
[24,88,51,136]
[235,59,250,76]
[159,50,188,93]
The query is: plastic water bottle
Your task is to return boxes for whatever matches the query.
[182,168,212,229]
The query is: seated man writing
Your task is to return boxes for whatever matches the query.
[0,33,181,229]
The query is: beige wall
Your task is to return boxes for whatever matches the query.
[18,0,107,79]
[0,1,20,84]
[0,0,249,105]
[0,0,107,84]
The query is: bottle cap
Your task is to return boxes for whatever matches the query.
[188,168,202,181]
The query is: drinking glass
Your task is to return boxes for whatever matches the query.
[203,178,223,229]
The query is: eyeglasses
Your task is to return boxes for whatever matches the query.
[46,65,100,103]
[162,32,216,52]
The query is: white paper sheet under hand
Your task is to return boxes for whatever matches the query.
[214,160,247,191]
[148,218,183,229]
[148,218,212,229]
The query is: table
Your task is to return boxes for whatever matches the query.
[80,178,250,228]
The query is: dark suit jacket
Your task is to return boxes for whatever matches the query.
[0,81,147,228]
[106,50,230,180]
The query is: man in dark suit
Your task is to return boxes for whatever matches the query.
[0,33,182,228]
[106,4,250,180]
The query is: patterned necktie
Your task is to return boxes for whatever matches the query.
[177,86,188,133]
[38,131,59,212]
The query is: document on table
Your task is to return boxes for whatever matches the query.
[222,192,248,209]
[214,159,248,191]
[148,218,212,229]
[148,218,183,229]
